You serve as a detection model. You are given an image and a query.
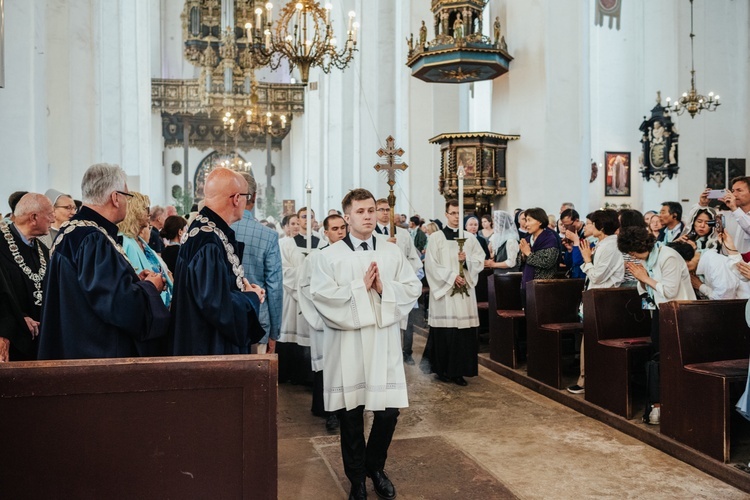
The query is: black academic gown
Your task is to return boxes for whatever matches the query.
[0,224,49,360]
[169,207,263,355]
[37,207,171,360]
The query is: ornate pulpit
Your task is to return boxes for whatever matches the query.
[430,132,519,216]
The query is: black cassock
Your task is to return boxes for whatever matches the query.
[0,223,49,360]
[38,207,171,360]
[169,207,263,355]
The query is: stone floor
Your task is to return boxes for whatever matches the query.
[278,331,748,499]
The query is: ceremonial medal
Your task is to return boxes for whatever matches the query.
[0,221,47,306]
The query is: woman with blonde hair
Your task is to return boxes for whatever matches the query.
[118,192,173,307]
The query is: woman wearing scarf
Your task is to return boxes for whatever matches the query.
[465,215,491,259]
[519,208,560,293]
[617,226,695,425]
[486,210,520,275]
[677,207,719,252]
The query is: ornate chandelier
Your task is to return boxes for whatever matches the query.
[271,1,359,83]
[222,70,290,141]
[666,0,720,119]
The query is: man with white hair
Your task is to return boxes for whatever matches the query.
[170,167,265,355]
[0,194,54,361]
[38,163,170,359]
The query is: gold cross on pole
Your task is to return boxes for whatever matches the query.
[373,135,409,235]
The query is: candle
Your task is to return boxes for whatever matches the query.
[305,181,313,253]
[325,3,332,25]
[457,165,465,239]
[352,22,359,43]
[348,11,355,32]
[255,8,263,32]
[265,2,273,24]
[264,29,271,47]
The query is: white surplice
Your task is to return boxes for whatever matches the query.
[425,230,486,329]
[280,235,321,346]
[298,248,327,372]
[310,234,422,412]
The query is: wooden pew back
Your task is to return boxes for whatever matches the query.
[583,287,650,341]
[0,356,278,499]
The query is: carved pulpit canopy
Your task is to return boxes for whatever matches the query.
[430,132,519,216]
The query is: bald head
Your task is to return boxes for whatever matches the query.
[204,167,248,225]
[13,193,55,238]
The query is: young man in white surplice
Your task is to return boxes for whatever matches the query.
[310,188,421,500]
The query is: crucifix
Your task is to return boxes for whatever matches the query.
[373,135,409,235]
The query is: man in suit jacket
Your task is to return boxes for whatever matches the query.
[231,173,283,354]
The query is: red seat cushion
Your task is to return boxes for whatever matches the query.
[599,337,651,348]
[540,322,583,333]
[498,310,525,319]
[684,358,749,379]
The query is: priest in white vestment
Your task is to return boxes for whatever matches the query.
[423,199,486,386]
[374,198,424,365]
[278,206,322,384]
[310,189,421,500]
[298,212,348,432]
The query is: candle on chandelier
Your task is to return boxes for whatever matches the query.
[325,3,332,25]
[245,22,252,40]
[352,22,359,43]
[255,8,263,32]
[348,11,355,32]
[265,29,271,47]
[265,2,273,24]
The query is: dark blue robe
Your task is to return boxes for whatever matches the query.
[169,207,263,355]
[38,207,171,359]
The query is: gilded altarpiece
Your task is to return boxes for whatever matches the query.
[430,132,519,216]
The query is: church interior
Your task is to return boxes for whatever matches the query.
[2,0,750,498]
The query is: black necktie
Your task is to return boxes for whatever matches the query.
[383,226,388,235]
[361,242,369,251]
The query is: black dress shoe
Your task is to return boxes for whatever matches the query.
[436,373,451,383]
[368,470,396,499]
[349,480,367,500]
[325,414,340,432]
[453,376,468,386]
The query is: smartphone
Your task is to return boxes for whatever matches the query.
[716,214,725,234]
[707,189,725,199]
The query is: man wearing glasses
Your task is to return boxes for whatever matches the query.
[170,167,265,355]
[38,163,171,359]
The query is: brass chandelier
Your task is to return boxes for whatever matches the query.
[271,1,359,84]
[666,0,720,119]
[222,70,289,139]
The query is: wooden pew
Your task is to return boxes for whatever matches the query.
[487,272,525,368]
[660,300,750,463]
[582,287,651,419]
[0,355,278,498]
[526,279,585,389]
[475,268,493,332]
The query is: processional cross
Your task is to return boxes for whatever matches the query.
[373,136,409,235]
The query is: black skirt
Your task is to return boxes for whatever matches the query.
[422,326,478,378]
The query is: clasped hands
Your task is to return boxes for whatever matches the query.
[242,278,266,303]
[364,261,384,295]
[139,269,166,292]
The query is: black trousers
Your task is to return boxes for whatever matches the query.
[311,370,327,417]
[337,405,400,485]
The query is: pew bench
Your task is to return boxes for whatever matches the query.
[487,272,525,368]
[660,300,750,463]
[526,279,585,389]
[0,355,278,498]
[475,268,493,333]
[582,287,652,419]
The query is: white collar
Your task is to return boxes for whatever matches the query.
[349,232,374,251]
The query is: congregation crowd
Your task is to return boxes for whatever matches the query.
[5,163,750,499]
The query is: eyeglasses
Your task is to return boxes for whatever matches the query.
[376,208,391,212]
[116,191,134,199]
[231,193,252,201]
[55,205,77,212]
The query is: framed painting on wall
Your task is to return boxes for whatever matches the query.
[605,152,630,197]
[456,147,476,177]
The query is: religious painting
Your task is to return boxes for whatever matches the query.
[282,199,296,216]
[456,147,476,177]
[706,158,726,189]
[728,158,747,182]
[604,152,630,197]
[481,148,494,177]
